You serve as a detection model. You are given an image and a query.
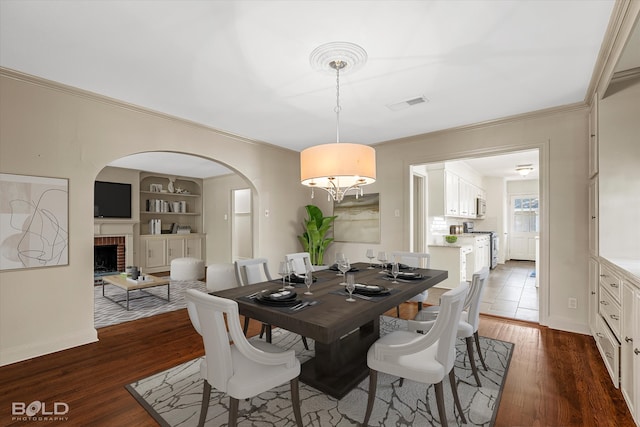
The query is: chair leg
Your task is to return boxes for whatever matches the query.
[449,369,467,424]
[197,379,211,427]
[396,305,401,318]
[466,336,482,387]
[290,378,304,427]
[474,331,488,370]
[399,377,404,387]
[302,336,309,351]
[362,369,378,426]
[243,317,250,335]
[259,323,265,338]
[417,301,423,311]
[434,381,448,427]
[265,324,272,343]
[228,396,239,427]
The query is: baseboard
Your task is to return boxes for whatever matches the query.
[545,315,591,335]
[0,328,98,367]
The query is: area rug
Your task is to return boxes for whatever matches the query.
[94,278,208,328]
[126,316,513,426]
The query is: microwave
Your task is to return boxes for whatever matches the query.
[476,198,486,218]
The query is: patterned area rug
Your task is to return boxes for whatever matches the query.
[126,316,513,426]
[94,278,207,328]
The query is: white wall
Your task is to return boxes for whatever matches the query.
[598,77,640,260]
[0,72,310,366]
[329,107,590,334]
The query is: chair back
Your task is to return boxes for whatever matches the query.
[205,263,238,293]
[285,252,313,275]
[234,258,272,286]
[432,283,469,371]
[186,289,299,395]
[464,267,490,332]
[391,251,430,269]
[186,289,240,393]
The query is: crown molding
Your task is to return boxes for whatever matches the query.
[589,0,640,103]
[0,67,297,154]
[373,101,586,148]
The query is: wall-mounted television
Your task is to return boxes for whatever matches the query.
[94,181,132,219]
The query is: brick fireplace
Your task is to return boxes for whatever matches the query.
[94,236,125,273]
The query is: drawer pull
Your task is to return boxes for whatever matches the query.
[605,352,613,359]
[625,336,633,343]
[610,314,619,321]
[599,300,608,305]
[591,291,596,295]
[596,333,605,338]
[635,349,640,356]
[609,283,618,288]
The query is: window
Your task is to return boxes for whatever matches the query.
[513,197,539,233]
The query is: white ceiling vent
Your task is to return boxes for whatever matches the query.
[386,96,429,111]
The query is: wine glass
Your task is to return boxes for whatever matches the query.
[304,267,313,295]
[391,262,400,284]
[338,258,350,285]
[278,261,289,291]
[345,273,356,302]
[335,253,346,275]
[377,251,388,272]
[285,259,295,289]
[366,249,375,269]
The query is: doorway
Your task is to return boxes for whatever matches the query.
[411,148,542,323]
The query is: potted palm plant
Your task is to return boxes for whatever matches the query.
[297,205,337,266]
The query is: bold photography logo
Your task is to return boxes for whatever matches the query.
[12,401,69,421]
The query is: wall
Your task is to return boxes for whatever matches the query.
[0,72,309,366]
[598,77,640,260]
[330,107,590,333]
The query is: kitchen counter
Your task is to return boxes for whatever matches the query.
[603,257,640,282]
[429,243,473,250]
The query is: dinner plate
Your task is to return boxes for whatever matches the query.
[257,289,297,301]
[255,296,302,307]
[387,272,424,280]
[353,284,390,296]
[286,274,317,284]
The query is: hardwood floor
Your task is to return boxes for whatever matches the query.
[0,305,634,426]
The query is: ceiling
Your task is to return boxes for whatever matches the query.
[0,1,626,179]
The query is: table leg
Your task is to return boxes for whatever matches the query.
[126,290,130,310]
[300,318,380,399]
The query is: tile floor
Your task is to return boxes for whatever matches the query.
[427,260,538,322]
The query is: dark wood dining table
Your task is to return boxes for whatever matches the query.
[213,262,448,399]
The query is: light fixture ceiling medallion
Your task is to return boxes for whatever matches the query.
[300,42,376,203]
[516,164,534,177]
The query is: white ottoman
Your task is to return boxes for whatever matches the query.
[170,257,205,281]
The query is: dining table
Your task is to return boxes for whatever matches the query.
[212,262,448,399]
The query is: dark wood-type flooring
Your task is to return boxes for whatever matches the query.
[0,304,635,426]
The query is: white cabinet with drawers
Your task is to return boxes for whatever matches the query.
[594,258,640,426]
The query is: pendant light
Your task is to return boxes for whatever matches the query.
[300,42,376,203]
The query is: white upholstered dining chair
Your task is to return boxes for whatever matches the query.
[410,266,490,386]
[234,258,272,338]
[362,282,469,427]
[391,251,431,317]
[285,252,314,275]
[186,289,304,427]
[234,258,309,350]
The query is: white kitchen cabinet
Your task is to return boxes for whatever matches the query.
[589,92,599,178]
[589,257,600,335]
[428,245,472,289]
[589,177,599,257]
[445,171,459,216]
[427,166,484,219]
[140,234,205,273]
[622,278,640,424]
[458,234,490,278]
